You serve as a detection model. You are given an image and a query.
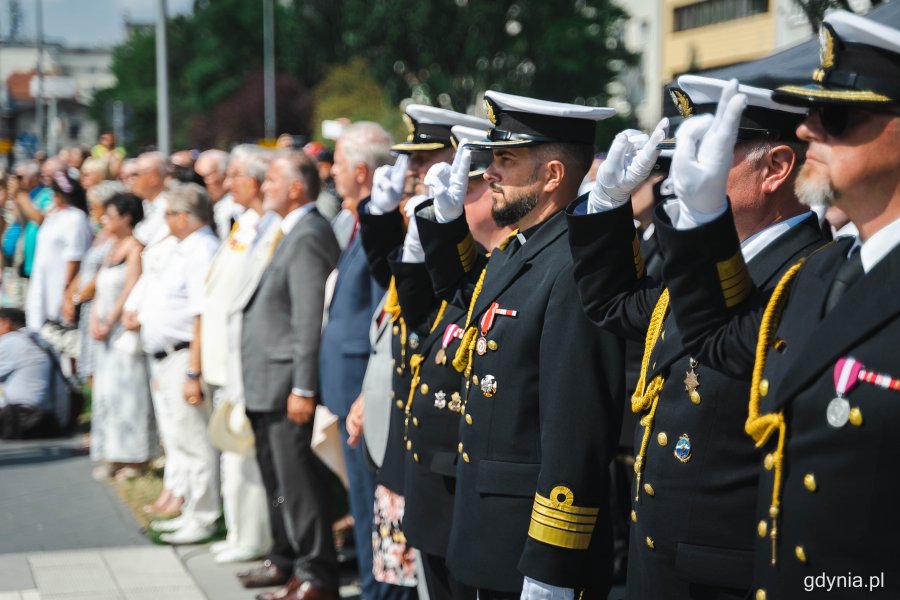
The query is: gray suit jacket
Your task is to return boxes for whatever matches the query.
[241,208,340,413]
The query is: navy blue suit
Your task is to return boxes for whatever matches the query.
[320,233,413,600]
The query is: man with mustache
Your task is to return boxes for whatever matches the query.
[647,11,900,599]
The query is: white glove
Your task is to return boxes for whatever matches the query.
[369,154,410,215]
[670,79,747,228]
[520,577,574,600]
[401,194,429,263]
[588,118,668,213]
[425,142,472,223]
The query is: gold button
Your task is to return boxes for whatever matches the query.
[406,440,412,450]
[420,384,429,395]
[643,483,655,496]
[795,545,807,563]
[472,375,478,384]
[774,338,787,352]
[759,379,769,397]
[690,390,701,405]
[414,453,420,463]
[458,442,464,453]
[396,367,403,374]
[757,520,767,538]
[412,417,419,427]
[465,414,473,425]
[392,325,399,335]
[657,432,668,446]
[462,452,470,463]
[646,536,654,549]
[764,453,774,471]
[804,473,817,492]
[488,340,498,351]
[395,400,403,409]
[849,407,863,426]
[630,510,637,523]
[756,590,766,600]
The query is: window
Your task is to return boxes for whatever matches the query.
[674,0,769,32]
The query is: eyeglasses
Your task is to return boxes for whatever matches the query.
[164,210,185,217]
[810,104,900,138]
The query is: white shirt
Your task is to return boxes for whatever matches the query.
[25,206,93,329]
[133,193,169,246]
[280,202,318,236]
[740,212,813,263]
[139,226,219,354]
[856,216,900,274]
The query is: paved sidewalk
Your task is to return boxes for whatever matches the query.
[0,437,361,599]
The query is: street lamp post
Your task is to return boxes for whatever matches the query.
[263,0,276,141]
[156,0,170,155]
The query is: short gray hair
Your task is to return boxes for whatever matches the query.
[277,152,321,201]
[339,122,394,172]
[197,149,229,175]
[168,182,212,225]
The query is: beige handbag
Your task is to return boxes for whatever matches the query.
[207,398,255,455]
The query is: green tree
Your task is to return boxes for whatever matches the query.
[91,0,638,151]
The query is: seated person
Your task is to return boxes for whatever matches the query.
[0,308,69,436]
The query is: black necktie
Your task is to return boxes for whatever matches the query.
[824,247,864,315]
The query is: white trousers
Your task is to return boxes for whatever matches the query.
[149,349,220,527]
[210,386,272,554]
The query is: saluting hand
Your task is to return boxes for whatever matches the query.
[425,141,472,223]
[589,118,668,213]
[671,79,747,220]
[369,154,410,214]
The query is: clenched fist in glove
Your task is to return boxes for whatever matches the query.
[588,118,668,213]
[671,79,747,227]
[424,142,472,224]
[369,153,410,215]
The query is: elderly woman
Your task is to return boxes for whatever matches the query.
[24,171,93,330]
[90,192,157,480]
[80,156,111,191]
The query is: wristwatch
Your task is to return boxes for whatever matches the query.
[186,370,201,381]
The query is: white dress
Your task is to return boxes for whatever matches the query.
[25,206,93,330]
[90,260,158,463]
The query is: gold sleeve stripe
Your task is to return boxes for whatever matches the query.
[533,486,600,516]
[528,518,593,550]
[531,502,597,525]
[530,511,596,533]
[632,234,646,279]
[716,251,747,280]
[716,252,751,308]
[724,281,751,307]
[458,234,477,273]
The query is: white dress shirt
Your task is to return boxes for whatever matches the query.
[139,226,219,354]
[855,216,900,274]
[133,193,169,246]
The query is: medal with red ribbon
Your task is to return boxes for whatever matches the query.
[476,302,518,355]
[829,357,900,428]
[435,324,464,365]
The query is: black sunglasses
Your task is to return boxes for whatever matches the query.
[811,104,900,137]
